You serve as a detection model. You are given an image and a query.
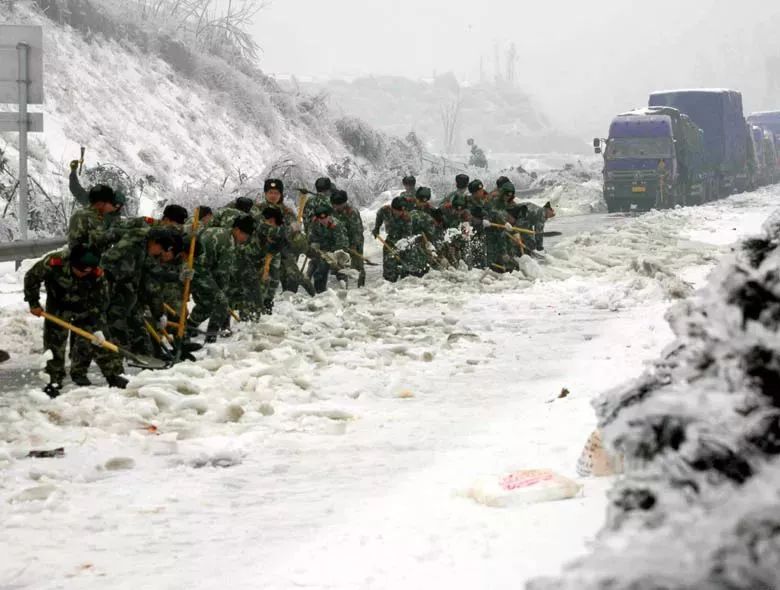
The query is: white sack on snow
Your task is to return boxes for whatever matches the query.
[467,468,582,507]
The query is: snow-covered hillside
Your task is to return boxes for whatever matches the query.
[1,188,777,589]
[0,1,353,237]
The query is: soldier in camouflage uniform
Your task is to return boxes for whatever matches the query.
[482,182,519,272]
[302,177,335,232]
[439,173,470,207]
[407,187,441,275]
[373,197,413,282]
[399,175,417,209]
[516,201,556,251]
[101,227,179,354]
[24,244,127,396]
[188,215,255,342]
[67,184,125,254]
[307,203,350,293]
[68,161,125,228]
[330,189,366,287]
[252,178,313,296]
[440,193,472,266]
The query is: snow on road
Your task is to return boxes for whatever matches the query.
[1,188,777,589]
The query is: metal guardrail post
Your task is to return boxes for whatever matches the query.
[0,237,67,264]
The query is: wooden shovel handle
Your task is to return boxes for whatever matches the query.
[178,207,200,339]
[41,311,120,353]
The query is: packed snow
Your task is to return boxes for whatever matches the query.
[1,187,777,589]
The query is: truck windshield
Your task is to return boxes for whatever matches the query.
[605,137,673,159]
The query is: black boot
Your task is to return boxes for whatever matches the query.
[71,375,92,387]
[106,375,128,389]
[43,381,63,399]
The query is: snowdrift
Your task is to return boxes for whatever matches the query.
[530,207,780,589]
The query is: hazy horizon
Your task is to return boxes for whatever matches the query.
[252,0,780,140]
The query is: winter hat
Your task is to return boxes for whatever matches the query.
[198,206,213,219]
[232,214,256,235]
[162,204,188,225]
[391,197,406,211]
[402,175,416,187]
[315,177,332,192]
[416,187,432,201]
[264,178,285,193]
[468,179,484,194]
[234,197,254,213]
[313,203,333,216]
[262,206,284,226]
[496,176,510,188]
[69,244,100,270]
[455,174,470,189]
[88,184,115,205]
[112,190,127,206]
[330,190,349,205]
[499,182,516,196]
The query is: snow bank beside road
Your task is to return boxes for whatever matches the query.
[531,189,780,589]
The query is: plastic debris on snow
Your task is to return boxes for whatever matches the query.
[466,469,583,507]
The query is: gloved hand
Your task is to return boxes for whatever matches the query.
[92,330,107,348]
[69,160,79,172]
[179,267,195,282]
[482,219,492,228]
[505,222,513,231]
[372,231,379,239]
[290,221,302,233]
[157,315,168,331]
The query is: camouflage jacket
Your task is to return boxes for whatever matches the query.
[439,188,468,208]
[196,226,237,291]
[210,206,245,229]
[333,206,364,251]
[517,202,547,249]
[307,217,349,253]
[67,207,114,254]
[252,202,307,256]
[24,251,106,321]
[302,192,332,228]
[100,232,151,288]
[374,206,412,243]
[441,202,471,229]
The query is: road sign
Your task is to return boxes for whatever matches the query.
[0,25,43,104]
[0,111,43,132]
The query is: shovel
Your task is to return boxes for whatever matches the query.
[41,312,167,370]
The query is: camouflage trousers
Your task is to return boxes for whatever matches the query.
[43,307,124,382]
[106,282,151,355]
[382,248,405,283]
[341,252,366,288]
[190,275,229,335]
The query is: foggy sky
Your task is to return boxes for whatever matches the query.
[252,0,780,138]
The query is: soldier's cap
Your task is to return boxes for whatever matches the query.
[148,227,176,249]
[197,205,213,219]
[235,197,254,213]
[264,178,285,194]
[112,190,127,207]
[496,175,511,188]
[500,182,516,196]
[262,206,284,225]
[330,189,348,205]
[451,194,467,209]
[313,203,333,216]
[314,177,332,192]
[470,206,486,219]
[402,175,416,186]
[391,196,406,211]
[468,179,484,194]
[88,184,115,205]
[455,174,470,189]
[416,187,432,201]
[543,201,553,210]
[233,214,256,235]
[162,204,188,225]
[69,244,101,270]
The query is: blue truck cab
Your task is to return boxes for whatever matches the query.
[599,114,676,211]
